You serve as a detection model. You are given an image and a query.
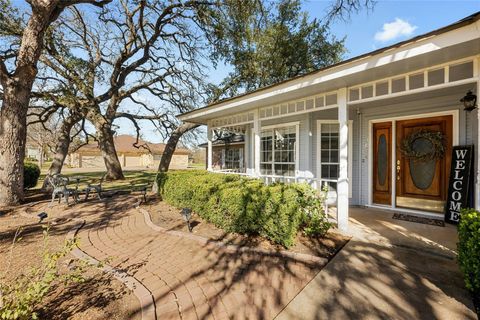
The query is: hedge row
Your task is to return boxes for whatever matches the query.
[156,170,330,248]
[458,208,480,314]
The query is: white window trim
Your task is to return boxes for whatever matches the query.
[260,122,300,177]
[223,148,243,170]
[316,120,353,197]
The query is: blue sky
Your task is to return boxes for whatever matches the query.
[117,1,480,144]
[310,0,480,59]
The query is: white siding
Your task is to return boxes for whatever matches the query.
[225,83,476,209]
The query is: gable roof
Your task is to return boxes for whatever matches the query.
[76,135,191,155]
[178,11,480,122]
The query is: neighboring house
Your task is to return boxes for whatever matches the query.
[69,135,190,169]
[198,134,245,171]
[26,145,42,162]
[179,12,480,231]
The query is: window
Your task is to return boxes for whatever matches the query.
[260,125,297,176]
[319,123,339,191]
[224,148,242,169]
[317,121,353,196]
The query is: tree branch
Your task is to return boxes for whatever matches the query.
[59,0,113,9]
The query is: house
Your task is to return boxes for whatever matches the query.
[179,12,480,231]
[25,145,43,162]
[68,135,190,169]
[198,134,245,171]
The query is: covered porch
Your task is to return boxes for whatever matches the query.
[179,15,480,232]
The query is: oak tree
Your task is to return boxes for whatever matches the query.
[0,0,110,205]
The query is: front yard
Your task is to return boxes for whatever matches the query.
[1,168,478,319]
[1,169,350,319]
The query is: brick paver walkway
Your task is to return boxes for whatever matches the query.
[74,196,323,320]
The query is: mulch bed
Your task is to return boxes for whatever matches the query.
[143,196,350,260]
[0,200,141,320]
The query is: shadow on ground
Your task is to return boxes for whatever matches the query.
[276,207,476,320]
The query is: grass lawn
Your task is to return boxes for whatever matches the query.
[36,170,158,192]
[188,163,206,169]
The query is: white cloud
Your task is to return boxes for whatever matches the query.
[374,18,417,42]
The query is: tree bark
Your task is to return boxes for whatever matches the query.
[0,84,30,205]
[96,122,124,180]
[42,112,82,190]
[152,122,198,194]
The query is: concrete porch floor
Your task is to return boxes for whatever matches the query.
[276,207,477,320]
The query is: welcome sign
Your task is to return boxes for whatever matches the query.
[445,145,474,224]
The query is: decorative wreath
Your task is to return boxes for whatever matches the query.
[399,129,446,162]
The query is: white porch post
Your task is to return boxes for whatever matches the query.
[253,109,261,176]
[476,58,480,210]
[207,123,213,171]
[337,88,349,232]
[243,126,249,173]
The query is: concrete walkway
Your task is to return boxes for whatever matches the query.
[276,207,477,320]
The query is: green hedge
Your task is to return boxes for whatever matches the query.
[23,162,40,190]
[458,208,480,305]
[156,170,330,247]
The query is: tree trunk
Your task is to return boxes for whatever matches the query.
[42,112,81,190]
[159,123,199,172]
[0,3,63,206]
[39,149,44,168]
[96,123,124,180]
[152,123,198,194]
[0,85,30,205]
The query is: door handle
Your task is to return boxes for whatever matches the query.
[396,160,401,180]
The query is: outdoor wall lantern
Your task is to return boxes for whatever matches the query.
[461,90,477,111]
[181,208,193,232]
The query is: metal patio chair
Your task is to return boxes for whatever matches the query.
[84,173,106,200]
[48,174,79,206]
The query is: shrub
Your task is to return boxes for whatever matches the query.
[23,162,40,190]
[156,170,331,247]
[458,208,480,313]
[0,227,88,320]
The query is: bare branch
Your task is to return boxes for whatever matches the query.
[59,0,113,9]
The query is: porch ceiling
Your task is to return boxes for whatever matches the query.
[179,15,480,125]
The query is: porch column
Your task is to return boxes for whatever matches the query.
[207,124,213,171]
[253,109,261,176]
[337,88,349,232]
[476,68,480,210]
[244,126,250,173]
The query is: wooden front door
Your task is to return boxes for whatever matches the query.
[372,122,392,205]
[395,115,453,212]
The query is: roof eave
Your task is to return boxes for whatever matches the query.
[178,11,480,123]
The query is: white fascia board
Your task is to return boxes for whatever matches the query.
[179,20,480,122]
